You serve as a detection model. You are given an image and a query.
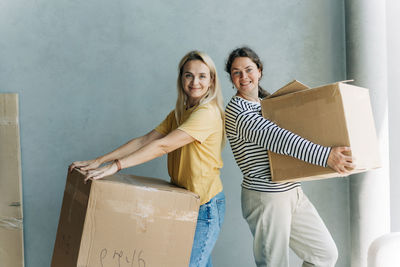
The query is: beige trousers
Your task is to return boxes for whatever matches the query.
[241,187,338,267]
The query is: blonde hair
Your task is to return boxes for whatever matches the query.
[175,51,224,125]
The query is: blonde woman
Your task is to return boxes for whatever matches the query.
[70,51,225,267]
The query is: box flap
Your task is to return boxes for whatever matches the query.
[266,80,309,98]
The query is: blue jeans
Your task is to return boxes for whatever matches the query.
[189,191,225,267]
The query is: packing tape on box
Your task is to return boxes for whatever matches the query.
[105,199,198,222]
[165,210,198,222]
[0,118,18,125]
[0,216,23,230]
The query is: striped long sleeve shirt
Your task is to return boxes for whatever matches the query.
[225,96,331,192]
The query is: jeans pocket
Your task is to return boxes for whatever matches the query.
[198,202,213,222]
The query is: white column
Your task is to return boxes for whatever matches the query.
[345,1,391,267]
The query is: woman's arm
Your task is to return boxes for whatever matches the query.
[69,130,165,172]
[235,111,330,165]
[234,111,355,173]
[84,129,195,181]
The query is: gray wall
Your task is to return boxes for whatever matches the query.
[0,1,351,266]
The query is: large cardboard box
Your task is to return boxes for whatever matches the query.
[0,94,24,267]
[52,169,200,267]
[261,80,381,182]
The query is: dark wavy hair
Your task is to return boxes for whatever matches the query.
[225,46,270,98]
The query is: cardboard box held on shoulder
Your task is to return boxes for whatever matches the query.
[261,80,381,183]
[51,169,200,267]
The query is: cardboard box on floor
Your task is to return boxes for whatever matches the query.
[261,80,381,183]
[51,169,200,267]
[0,94,24,267]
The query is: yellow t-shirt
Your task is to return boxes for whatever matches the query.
[155,102,223,205]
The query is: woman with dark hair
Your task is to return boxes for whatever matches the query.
[224,46,354,267]
[70,50,225,267]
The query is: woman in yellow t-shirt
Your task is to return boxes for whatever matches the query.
[70,50,225,267]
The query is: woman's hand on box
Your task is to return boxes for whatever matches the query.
[327,146,355,175]
[69,159,101,173]
[84,162,118,183]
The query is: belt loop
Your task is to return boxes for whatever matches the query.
[297,187,302,199]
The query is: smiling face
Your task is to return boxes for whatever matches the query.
[230,57,262,100]
[181,59,212,107]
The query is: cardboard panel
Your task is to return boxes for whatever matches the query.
[51,170,91,267]
[261,82,380,182]
[52,170,200,267]
[0,94,24,267]
[340,83,381,170]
